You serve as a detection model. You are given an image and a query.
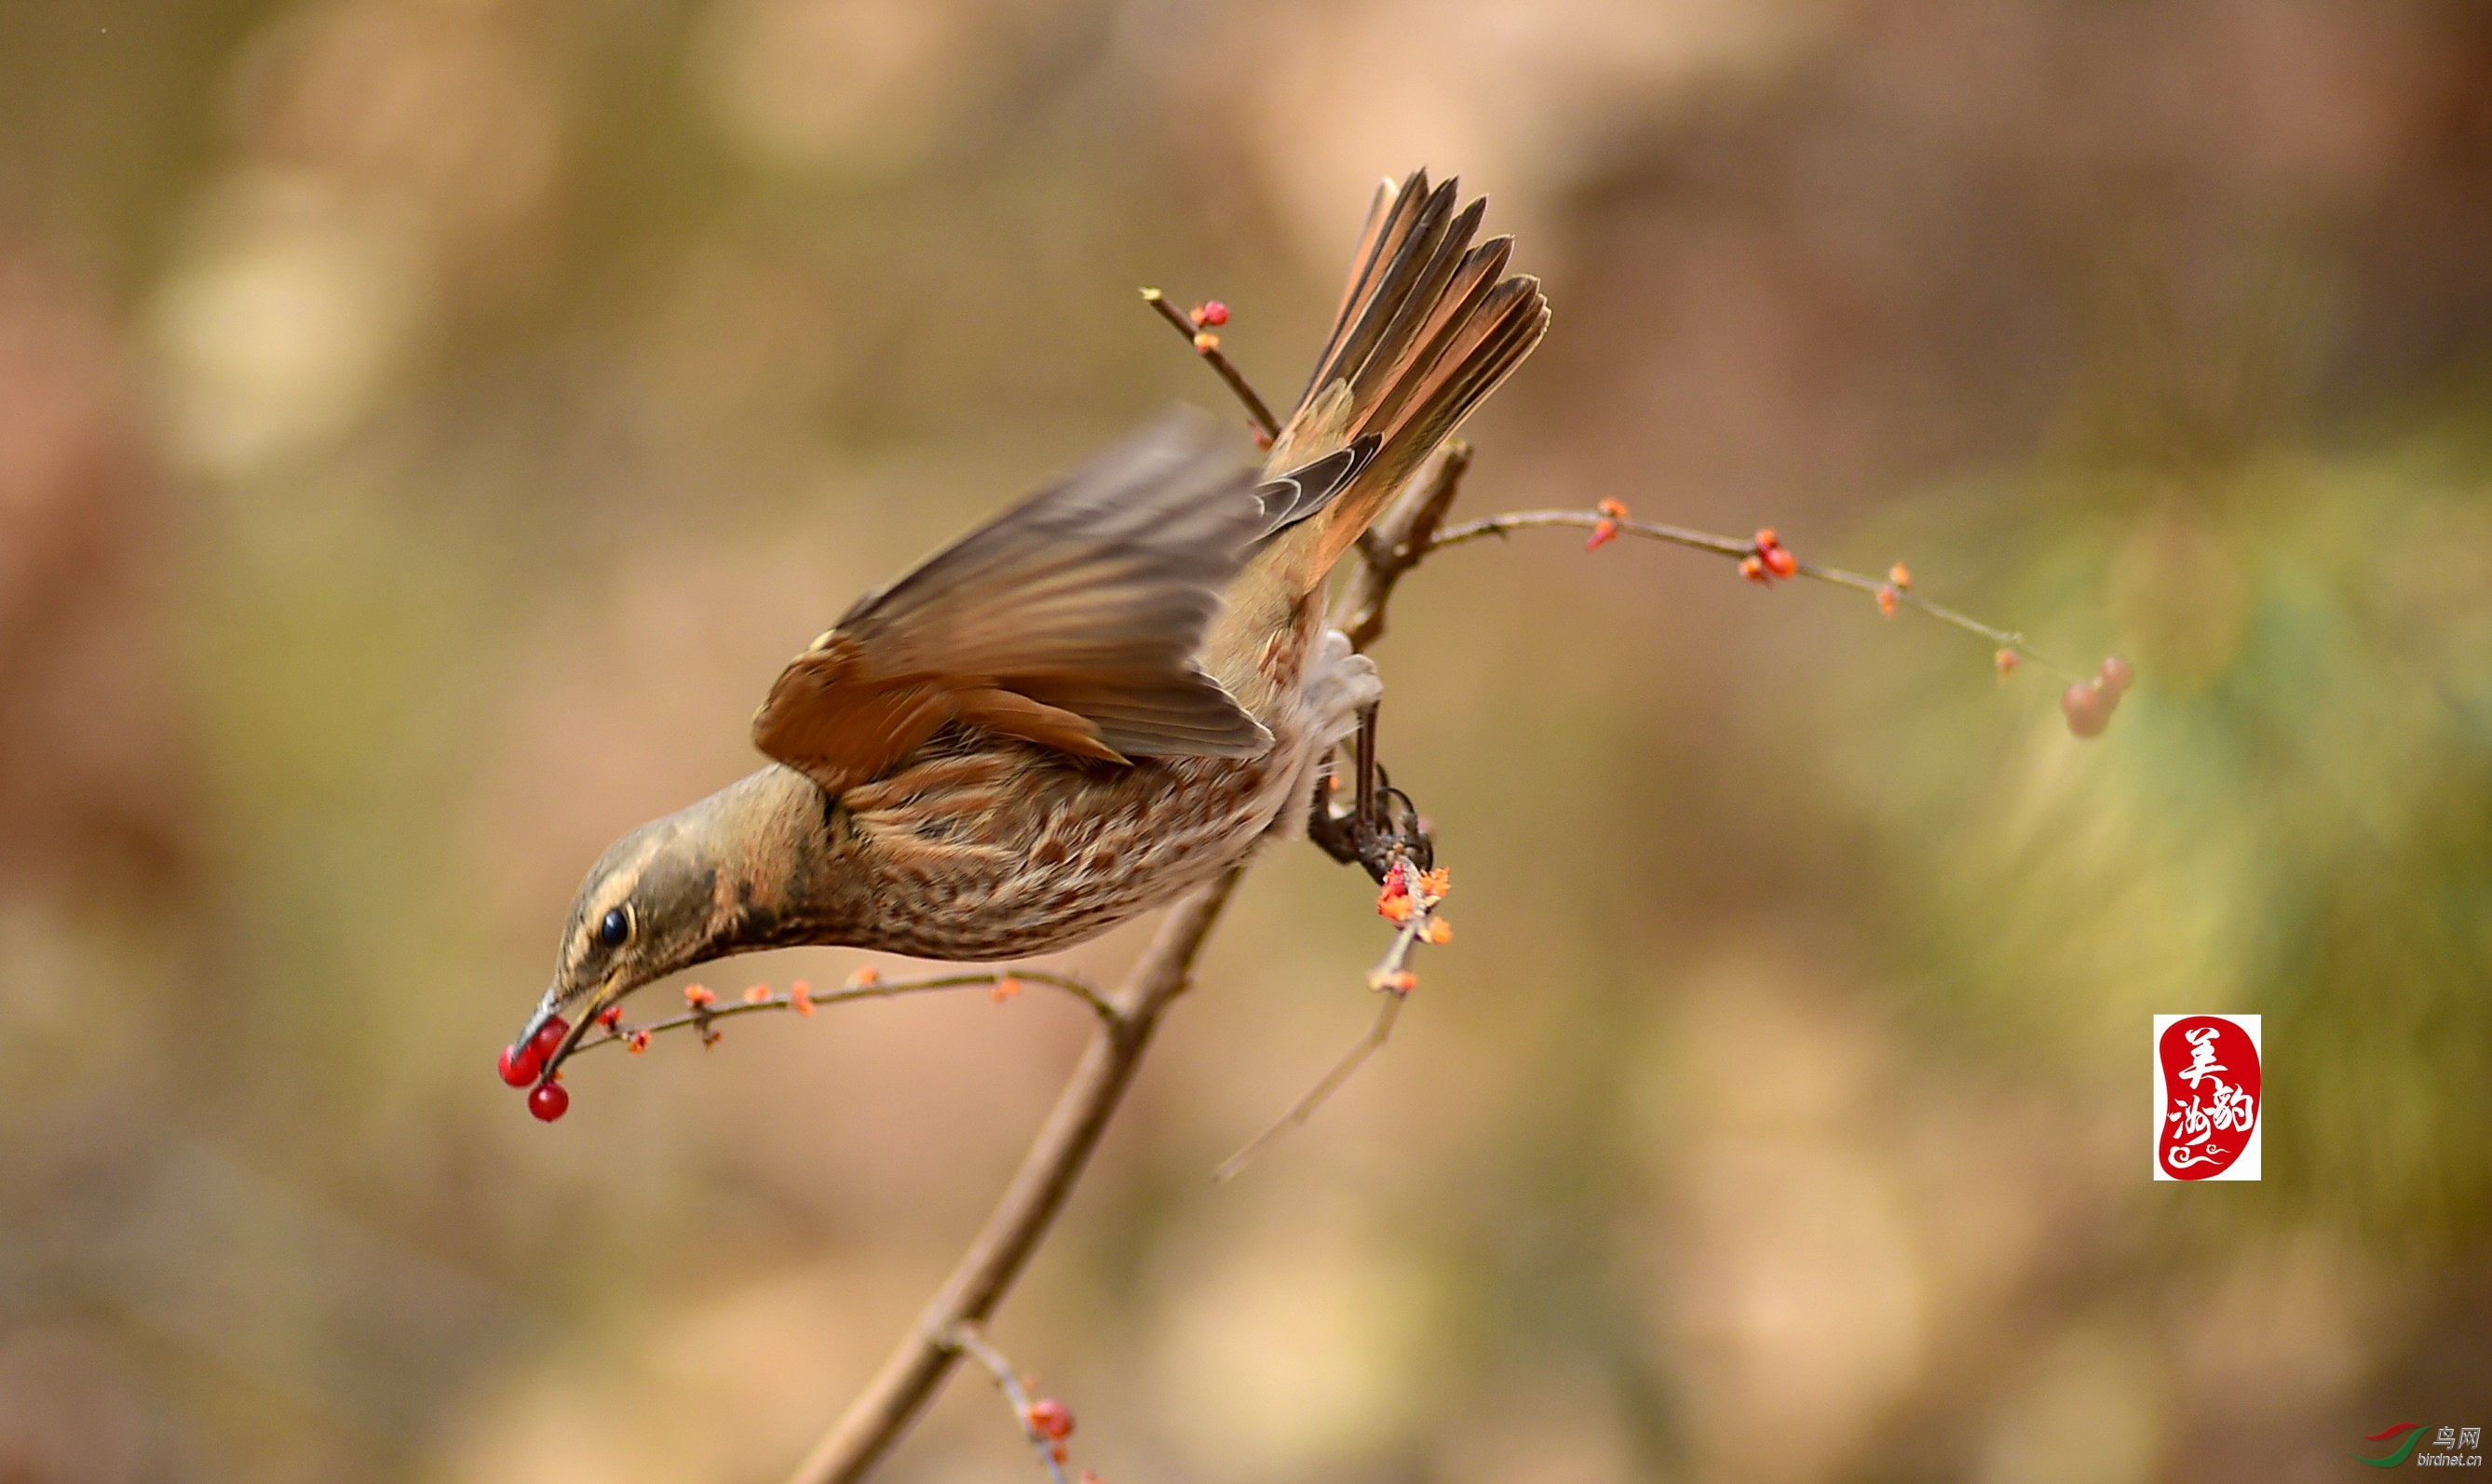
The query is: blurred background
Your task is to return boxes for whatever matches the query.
[2,0,2488,1480]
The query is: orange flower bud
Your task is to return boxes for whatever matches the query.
[684,984,716,1007]
[1190,300,1229,328]
[1889,561,1912,589]
[1763,545,1798,578]
[1425,917,1453,945]
[1585,519,1618,551]
[991,976,1024,1004]
[1192,331,1220,353]
[743,985,771,1005]
[846,966,881,990]
[1740,555,1768,584]
[627,1029,651,1054]
[1995,648,2019,675]
[1877,584,1899,617]
[1596,497,1629,519]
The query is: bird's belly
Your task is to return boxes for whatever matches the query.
[837,738,1313,962]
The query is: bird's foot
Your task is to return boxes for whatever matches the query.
[1308,754,1433,884]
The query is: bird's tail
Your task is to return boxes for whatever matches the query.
[1250,169,1548,600]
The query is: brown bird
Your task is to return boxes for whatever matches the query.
[508,169,1547,1086]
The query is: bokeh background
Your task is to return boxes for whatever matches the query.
[3,1,2489,1480]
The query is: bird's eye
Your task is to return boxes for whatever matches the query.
[600,907,631,948]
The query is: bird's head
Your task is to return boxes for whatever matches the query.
[505,804,734,1086]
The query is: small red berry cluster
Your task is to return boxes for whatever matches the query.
[1585,497,1630,550]
[1188,301,1230,354]
[496,1018,573,1122]
[2061,655,2134,737]
[1740,528,1800,584]
[1024,1396,1076,1468]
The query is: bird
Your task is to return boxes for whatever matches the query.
[504,169,1547,1096]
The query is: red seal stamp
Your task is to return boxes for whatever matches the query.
[2153,1015,2261,1180]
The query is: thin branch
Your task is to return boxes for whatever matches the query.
[1141,288,1280,440]
[943,1323,1073,1484]
[566,970,1112,1059]
[783,868,1241,1484]
[1339,440,1471,652]
[1212,860,1442,1183]
[1213,992,1404,1184]
[1427,509,2089,682]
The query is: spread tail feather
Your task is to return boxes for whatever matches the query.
[1252,169,1549,591]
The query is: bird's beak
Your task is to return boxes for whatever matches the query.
[514,970,626,1084]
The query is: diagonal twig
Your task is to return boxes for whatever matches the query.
[782,870,1239,1484]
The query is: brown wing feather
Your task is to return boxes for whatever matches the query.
[752,414,1273,797]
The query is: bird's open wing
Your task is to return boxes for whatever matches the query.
[753,413,1285,797]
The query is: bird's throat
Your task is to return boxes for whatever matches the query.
[670,763,860,961]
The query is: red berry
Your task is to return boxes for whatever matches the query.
[2061,681,2110,738]
[2098,655,2134,695]
[1763,545,1797,578]
[530,1016,570,1060]
[1754,527,1780,549]
[497,1043,542,1087]
[595,1004,622,1029]
[527,1082,571,1122]
[1025,1399,1074,1440]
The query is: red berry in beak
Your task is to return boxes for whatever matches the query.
[527,1082,571,1122]
[497,1043,542,1087]
[529,1016,570,1061]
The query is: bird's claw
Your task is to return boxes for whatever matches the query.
[1308,758,1433,884]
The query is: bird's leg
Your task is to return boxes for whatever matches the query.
[1307,701,1434,883]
